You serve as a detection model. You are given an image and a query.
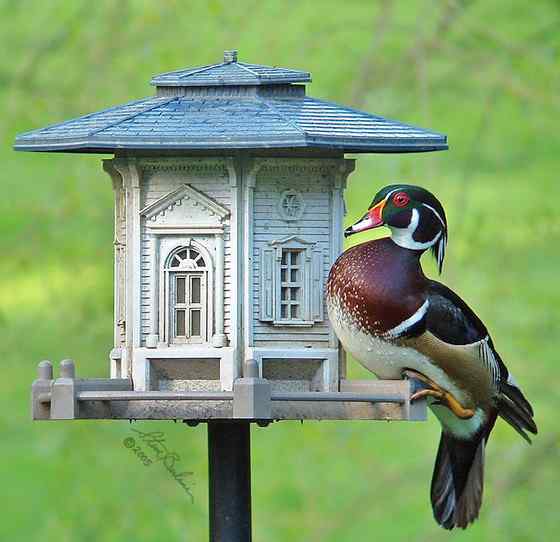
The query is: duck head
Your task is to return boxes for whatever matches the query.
[345,184,448,273]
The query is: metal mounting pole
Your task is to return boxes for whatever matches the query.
[208,421,252,542]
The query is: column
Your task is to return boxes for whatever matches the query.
[146,234,160,348]
[212,231,227,347]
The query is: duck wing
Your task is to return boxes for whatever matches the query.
[425,281,488,345]
[426,280,537,440]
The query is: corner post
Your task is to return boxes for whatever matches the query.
[31,360,53,420]
[331,159,355,376]
[51,359,78,420]
[226,157,243,381]
[103,158,127,373]
[242,160,262,360]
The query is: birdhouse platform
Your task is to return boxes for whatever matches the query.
[32,359,426,422]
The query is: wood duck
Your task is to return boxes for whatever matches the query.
[326,184,537,529]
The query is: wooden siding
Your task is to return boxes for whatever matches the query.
[138,159,232,346]
[252,160,341,346]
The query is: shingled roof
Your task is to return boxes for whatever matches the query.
[151,50,311,87]
[14,51,447,154]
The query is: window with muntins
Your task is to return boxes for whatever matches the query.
[260,236,324,326]
[280,249,303,321]
[167,247,208,344]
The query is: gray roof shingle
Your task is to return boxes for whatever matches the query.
[14,51,447,154]
[151,54,311,87]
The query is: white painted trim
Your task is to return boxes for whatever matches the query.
[103,159,127,352]
[272,320,314,327]
[268,236,316,325]
[140,183,230,221]
[244,160,262,356]
[269,234,316,247]
[107,158,131,375]
[132,346,237,391]
[212,232,227,347]
[250,347,339,391]
[132,350,150,391]
[330,159,355,348]
[138,157,230,170]
[109,348,122,379]
[137,346,236,359]
[161,240,215,346]
[128,159,142,351]
[226,158,242,382]
[146,225,224,235]
[218,348,236,391]
[147,233,160,348]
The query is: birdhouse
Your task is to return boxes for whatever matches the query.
[19,51,447,422]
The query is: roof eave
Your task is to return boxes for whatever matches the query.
[304,135,448,153]
[149,76,311,87]
[14,135,448,154]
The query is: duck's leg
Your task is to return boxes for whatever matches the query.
[402,369,475,420]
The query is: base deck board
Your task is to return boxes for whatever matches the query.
[32,373,427,422]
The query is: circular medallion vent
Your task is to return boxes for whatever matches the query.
[278,190,304,221]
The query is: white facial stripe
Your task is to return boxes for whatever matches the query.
[421,203,446,227]
[390,208,442,250]
[383,299,429,338]
[384,188,400,203]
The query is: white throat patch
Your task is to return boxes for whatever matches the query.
[389,208,442,250]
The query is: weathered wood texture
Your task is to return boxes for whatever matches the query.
[32,372,427,421]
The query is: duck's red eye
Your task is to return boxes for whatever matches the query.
[392,192,410,208]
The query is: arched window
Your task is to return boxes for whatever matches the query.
[165,246,209,344]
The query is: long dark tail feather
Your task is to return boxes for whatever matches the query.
[431,434,460,529]
[501,381,534,417]
[498,382,538,444]
[431,415,497,530]
[497,395,538,444]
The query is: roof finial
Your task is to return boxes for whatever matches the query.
[224,50,238,63]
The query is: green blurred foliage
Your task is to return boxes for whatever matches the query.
[1,1,559,540]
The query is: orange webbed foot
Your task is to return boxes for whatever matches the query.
[403,369,475,420]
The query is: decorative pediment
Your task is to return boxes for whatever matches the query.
[270,235,316,247]
[140,184,230,227]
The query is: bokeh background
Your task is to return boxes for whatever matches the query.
[2,1,559,540]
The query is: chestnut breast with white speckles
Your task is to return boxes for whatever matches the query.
[326,237,428,336]
[326,238,478,406]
